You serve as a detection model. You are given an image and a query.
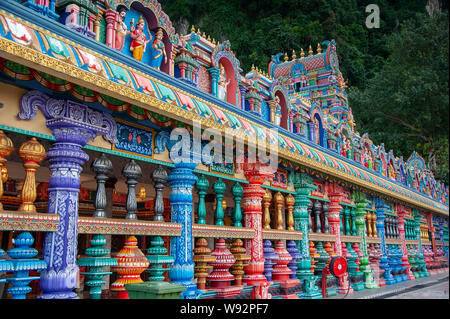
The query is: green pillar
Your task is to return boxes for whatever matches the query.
[213,178,226,226]
[413,209,430,277]
[290,172,322,299]
[195,174,209,225]
[353,192,378,289]
[351,207,357,236]
[232,182,244,227]
[344,206,351,236]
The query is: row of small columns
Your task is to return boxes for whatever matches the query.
[0,122,446,300]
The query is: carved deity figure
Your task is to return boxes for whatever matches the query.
[274,96,281,126]
[129,16,151,61]
[115,8,130,51]
[344,137,352,159]
[218,64,230,102]
[149,28,167,69]
[314,117,320,144]
[364,149,373,169]
[388,162,396,180]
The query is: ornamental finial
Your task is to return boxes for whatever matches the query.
[308,45,313,56]
[284,52,288,62]
[292,49,296,60]
[300,48,305,58]
[317,43,322,54]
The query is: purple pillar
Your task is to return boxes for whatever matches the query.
[239,85,248,110]
[18,90,117,299]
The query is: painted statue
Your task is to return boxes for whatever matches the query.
[314,117,320,144]
[218,64,230,102]
[341,136,352,158]
[115,7,130,51]
[364,149,373,169]
[129,16,151,61]
[274,96,281,126]
[149,28,167,69]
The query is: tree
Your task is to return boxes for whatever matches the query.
[349,12,449,183]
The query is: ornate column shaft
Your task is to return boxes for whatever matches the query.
[353,192,377,289]
[286,194,295,231]
[239,85,247,110]
[18,90,117,299]
[153,165,168,222]
[274,192,284,230]
[232,182,244,227]
[397,204,416,281]
[195,174,209,225]
[325,182,352,294]
[425,212,438,259]
[314,200,322,233]
[167,156,201,298]
[242,160,273,287]
[213,178,226,226]
[104,8,116,48]
[18,138,46,213]
[290,172,321,299]
[262,189,272,230]
[374,197,395,284]
[0,130,14,211]
[208,67,220,97]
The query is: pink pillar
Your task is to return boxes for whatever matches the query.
[242,160,274,287]
[88,14,96,33]
[289,111,294,133]
[105,9,117,49]
[325,182,353,294]
[396,204,415,280]
[179,64,187,78]
[425,212,439,269]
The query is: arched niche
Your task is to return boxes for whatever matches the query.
[274,90,288,130]
[115,0,174,74]
[310,108,325,147]
[212,41,241,106]
[270,82,290,130]
[217,56,237,105]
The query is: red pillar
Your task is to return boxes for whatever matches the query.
[325,182,353,294]
[242,160,274,287]
[105,9,117,49]
[179,63,187,78]
[396,204,415,280]
[425,212,439,271]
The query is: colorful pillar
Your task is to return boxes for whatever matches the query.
[242,160,273,288]
[208,67,220,97]
[167,151,202,298]
[325,182,352,294]
[353,192,377,289]
[425,212,438,272]
[396,204,416,281]
[374,197,395,284]
[195,174,209,225]
[412,209,430,277]
[290,172,321,299]
[18,90,117,299]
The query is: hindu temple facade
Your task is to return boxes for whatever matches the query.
[0,0,448,300]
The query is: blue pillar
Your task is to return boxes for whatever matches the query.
[239,85,247,110]
[18,90,117,299]
[167,154,202,298]
[208,67,220,97]
[374,197,395,285]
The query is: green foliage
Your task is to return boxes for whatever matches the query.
[349,12,449,183]
[159,0,448,183]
